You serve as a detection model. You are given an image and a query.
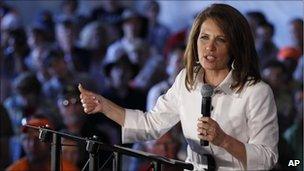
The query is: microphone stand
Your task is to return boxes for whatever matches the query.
[27,125,194,171]
[86,135,100,171]
[38,126,61,171]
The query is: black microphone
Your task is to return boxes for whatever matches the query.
[200,84,213,146]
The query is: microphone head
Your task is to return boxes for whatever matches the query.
[201,84,214,97]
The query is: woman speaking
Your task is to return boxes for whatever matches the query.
[79,3,278,170]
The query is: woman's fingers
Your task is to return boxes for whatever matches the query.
[82,103,95,109]
[197,117,220,143]
[78,84,90,94]
[197,116,228,146]
[84,107,94,114]
[78,84,102,114]
[197,121,210,129]
[81,97,97,104]
[198,133,211,141]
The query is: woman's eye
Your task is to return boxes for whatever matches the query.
[200,35,208,40]
[217,38,226,43]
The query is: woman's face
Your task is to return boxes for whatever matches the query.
[197,19,229,71]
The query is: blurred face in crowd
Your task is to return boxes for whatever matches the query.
[290,20,303,46]
[197,19,229,72]
[146,133,180,159]
[256,25,273,43]
[262,66,285,89]
[18,91,38,107]
[1,29,9,47]
[290,19,304,55]
[105,24,121,44]
[62,1,78,15]
[122,18,141,38]
[22,129,50,162]
[47,58,68,78]
[8,34,23,51]
[56,24,75,52]
[90,25,108,50]
[110,63,133,89]
[27,31,43,49]
[27,31,49,73]
[146,2,159,22]
[101,0,118,12]
[58,96,85,127]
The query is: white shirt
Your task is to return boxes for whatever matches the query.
[122,69,278,170]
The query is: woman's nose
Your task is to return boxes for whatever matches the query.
[206,41,216,51]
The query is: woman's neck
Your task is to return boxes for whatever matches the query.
[204,68,229,87]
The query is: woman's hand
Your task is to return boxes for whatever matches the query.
[78,84,125,126]
[78,84,103,114]
[197,117,228,147]
[197,117,247,168]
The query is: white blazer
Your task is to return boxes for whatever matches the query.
[122,69,278,170]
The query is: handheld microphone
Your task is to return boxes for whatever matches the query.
[200,84,213,146]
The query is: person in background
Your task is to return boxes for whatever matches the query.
[3,28,29,78]
[57,85,113,169]
[255,22,278,70]
[289,18,303,55]
[32,10,56,43]
[293,55,303,84]
[146,44,185,111]
[125,44,186,171]
[4,72,61,162]
[1,28,29,100]
[289,18,303,86]
[4,72,60,134]
[104,9,165,91]
[79,4,278,170]
[128,129,184,171]
[42,48,76,103]
[262,60,295,133]
[79,21,109,92]
[261,60,296,171]
[5,115,79,171]
[277,46,301,78]
[57,85,110,140]
[0,8,23,49]
[245,11,267,43]
[25,26,52,83]
[55,19,91,73]
[56,0,87,37]
[90,0,124,44]
[103,9,148,66]
[144,0,170,53]
[0,104,13,169]
[57,0,79,22]
[283,85,303,171]
[102,51,145,111]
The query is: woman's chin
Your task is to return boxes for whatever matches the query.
[202,63,217,70]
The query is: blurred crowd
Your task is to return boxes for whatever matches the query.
[0,0,302,171]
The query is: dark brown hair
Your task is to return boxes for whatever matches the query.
[184,3,261,91]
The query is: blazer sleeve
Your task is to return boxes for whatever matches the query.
[245,82,279,170]
[122,70,185,144]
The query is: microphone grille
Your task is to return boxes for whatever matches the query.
[201,84,214,97]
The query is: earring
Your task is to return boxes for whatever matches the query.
[231,60,236,70]
[196,60,200,64]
